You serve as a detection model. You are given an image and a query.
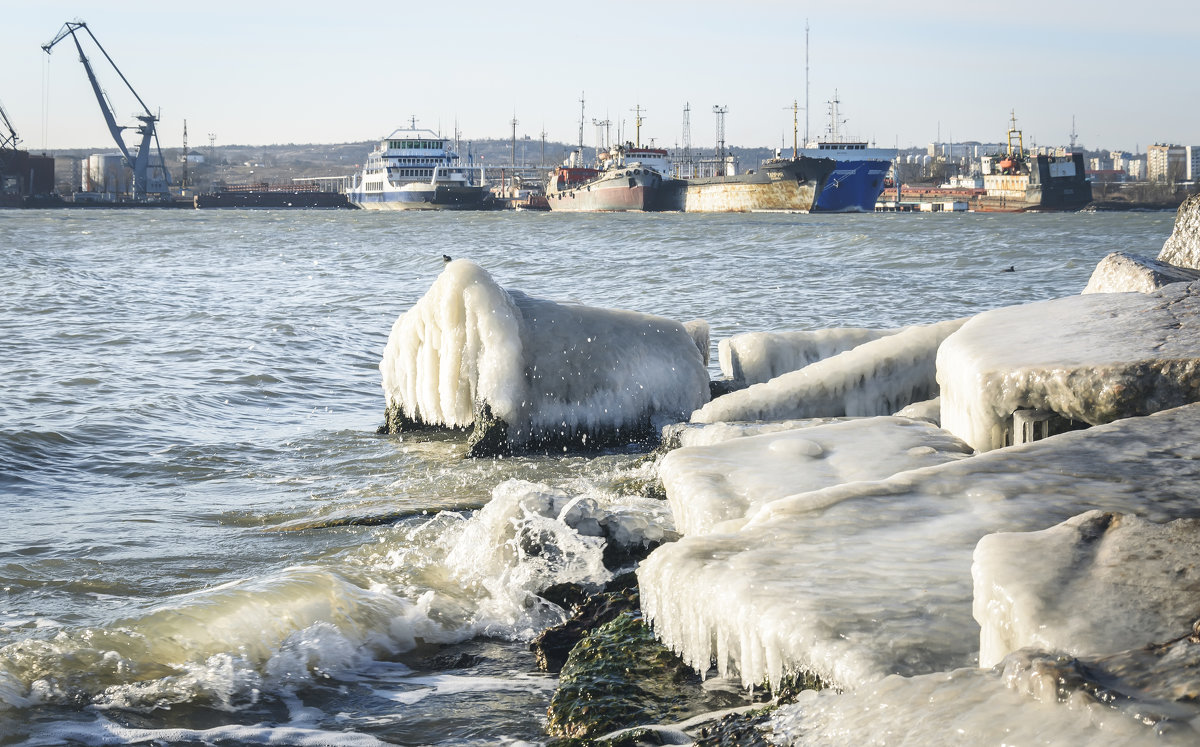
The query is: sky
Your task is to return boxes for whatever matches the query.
[1,0,1196,155]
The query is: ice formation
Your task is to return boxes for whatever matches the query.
[693,319,965,424]
[972,510,1200,668]
[1159,193,1200,269]
[938,281,1200,452]
[769,650,1200,745]
[1081,250,1200,294]
[717,327,897,387]
[378,260,709,454]
[638,403,1200,692]
[658,416,972,536]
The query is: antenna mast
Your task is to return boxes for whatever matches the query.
[805,20,810,144]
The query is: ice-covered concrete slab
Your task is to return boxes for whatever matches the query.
[693,319,965,425]
[638,403,1200,692]
[1159,193,1200,269]
[770,644,1200,745]
[660,417,972,536]
[379,260,710,455]
[973,510,1200,668]
[938,281,1200,452]
[659,418,844,451]
[1082,251,1200,294]
[717,327,897,387]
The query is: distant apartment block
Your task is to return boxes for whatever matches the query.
[1147,143,1187,182]
[1189,146,1200,181]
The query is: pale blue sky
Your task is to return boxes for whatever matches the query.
[2,0,1195,154]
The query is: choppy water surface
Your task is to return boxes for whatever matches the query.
[0,208,1174,744]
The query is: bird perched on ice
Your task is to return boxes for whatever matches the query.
[442,254,452,264]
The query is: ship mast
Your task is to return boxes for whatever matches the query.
[1006,110,1024,158]
[631,104,645,148]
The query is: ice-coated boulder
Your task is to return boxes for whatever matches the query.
[659,418,843,451]
[1159,193,1200,269]
[693,319,965,425]
[718,327,897,387]
[659,416,972,536]
[379,260,710,455]
[770,645,1200,744]
[972,510,1200,668]
[638,403,1200,692]
[1082,250,1200,294]
[938,281,1200,452]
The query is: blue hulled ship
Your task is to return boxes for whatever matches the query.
[798,94,896,213]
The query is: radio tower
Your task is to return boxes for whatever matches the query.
[713,105,728,160]
[181,119,189,191]
[510,114,518,166]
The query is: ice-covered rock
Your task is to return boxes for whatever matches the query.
[1082,251,1200,294]
[659,417,972,536]
[693,319,965,425]
[893,396,940,425]
[770,646,1200,745]
[378,260,710,455]
[638,403,1200,692]
[717,327,897,387]
[1159,193,1200,269]
[659,418,843,451]
[938,281,1200,452]
[972,510,1200,668]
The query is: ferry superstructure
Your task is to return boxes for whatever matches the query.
[798,94,896,212]
[347,127,488,210]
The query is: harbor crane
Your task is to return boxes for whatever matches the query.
[42,20,171,200]
[0,99,19,153]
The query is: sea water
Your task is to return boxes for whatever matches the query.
[0,208,1175,745]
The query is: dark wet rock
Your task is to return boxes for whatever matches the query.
[466,402,510,457]
[708,378,743,399]
[692,708,775,747]
[539,582,592,613]
[532,588,639,674]
[545,612,704,739]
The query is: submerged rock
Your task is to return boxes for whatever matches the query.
[378,260,709,455]
[973,510,1200,667]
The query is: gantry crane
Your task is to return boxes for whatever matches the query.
[42,20,171,200]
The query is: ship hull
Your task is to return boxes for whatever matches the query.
[810,159,892,212]
[350,183,490,211]
[546,168,661,212]
[975,153,1093,213]
[659,157,834,212]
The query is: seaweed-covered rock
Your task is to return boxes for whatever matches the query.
[546,612,704,739]
[532,587,640,674]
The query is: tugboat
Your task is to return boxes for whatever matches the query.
[347,124,489,210]
[973,112,1093,212]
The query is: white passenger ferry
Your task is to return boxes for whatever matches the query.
[347,126,489,210]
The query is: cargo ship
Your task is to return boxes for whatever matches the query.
[544,142,666,212]
[346,126,489,210]
[972,113,1093,212]
[797,93,896,212]
[658,155,835,212]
